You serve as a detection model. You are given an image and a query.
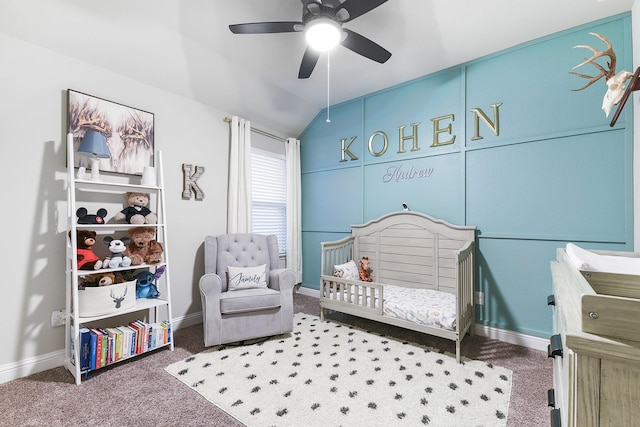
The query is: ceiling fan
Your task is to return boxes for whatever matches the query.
[229,0,392,79]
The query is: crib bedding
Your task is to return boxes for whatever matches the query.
[334,284,457,332]
[383,285,457,331]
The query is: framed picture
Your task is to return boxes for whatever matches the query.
[67,89,154,175]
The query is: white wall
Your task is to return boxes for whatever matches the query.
[0,33,236,381]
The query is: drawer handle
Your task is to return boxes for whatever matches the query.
[547,389,556,407]
[547,294,556,306]
[550,408,561,427]
[547,334,563,358]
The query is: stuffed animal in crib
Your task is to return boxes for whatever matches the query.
[103,236,132,269]
[72,229,103,270]
[135,271,160,299]
[359,256,372,282]
[114,192,157,224]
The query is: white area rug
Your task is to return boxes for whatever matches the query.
[166,314,512,426]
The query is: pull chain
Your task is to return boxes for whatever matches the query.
[326,50,331,123]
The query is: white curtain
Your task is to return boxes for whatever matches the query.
[286,137,302,283]
[227,116,252,233]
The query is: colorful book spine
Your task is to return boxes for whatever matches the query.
[79,326,91,371]
[127,326,137,357]
[88,329,97,371]
[99,329,108,367]
[90,328,103,369]
[98,328,112,365]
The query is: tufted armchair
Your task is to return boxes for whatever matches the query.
[199,233,296,347]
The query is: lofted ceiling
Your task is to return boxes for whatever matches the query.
[0,0,635,136]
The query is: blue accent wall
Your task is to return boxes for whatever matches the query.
[299,13,633,338]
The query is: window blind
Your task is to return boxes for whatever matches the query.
[251,149,287,255]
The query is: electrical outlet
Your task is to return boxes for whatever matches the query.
[50,309,66,327]
[474,291,485,305]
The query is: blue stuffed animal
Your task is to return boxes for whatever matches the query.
[135,271,160,299]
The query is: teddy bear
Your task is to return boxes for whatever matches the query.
[76,207,108,225]
[124,227,156,265]
[71,230,103,270]
[92,272,117,287]
[79,272,125,288]
[102,236,132,269]
[114,192,157,224]
[145,240,164,264]
[359,256,372,282]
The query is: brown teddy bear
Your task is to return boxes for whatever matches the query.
[95,272,116,286]
[145,240,164,264]
[72,230,103,270]
[124,227,156,265]
[114,192,158,224]
[81,272,124,288]
[359,256,372,282]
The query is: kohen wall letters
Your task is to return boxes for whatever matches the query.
[339,103,502,162]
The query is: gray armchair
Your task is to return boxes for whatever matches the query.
[199,233,296,347]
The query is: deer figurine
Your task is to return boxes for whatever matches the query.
[570,32,633,117]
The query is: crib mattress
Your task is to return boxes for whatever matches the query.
[382,285,457,331]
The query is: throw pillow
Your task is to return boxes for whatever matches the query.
[228,264,267,291]
[333,260,359,280]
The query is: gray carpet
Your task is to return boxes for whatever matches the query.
[0,293,551,426]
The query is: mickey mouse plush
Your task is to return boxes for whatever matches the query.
[103,236,132,269]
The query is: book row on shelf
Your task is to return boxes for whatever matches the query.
[74,320,171,372]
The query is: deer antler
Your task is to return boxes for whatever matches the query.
[570,32,617,91]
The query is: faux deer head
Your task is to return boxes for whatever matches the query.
[570,32,633,117]
[110,286,128,309]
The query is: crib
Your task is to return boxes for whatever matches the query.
[319,211,476,362]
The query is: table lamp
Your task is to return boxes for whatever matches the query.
[77,130,110,181]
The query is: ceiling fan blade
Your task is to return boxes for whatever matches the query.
[229,22,302,34]
[298,48,321,79]
[341,29,391,63]
[336,0,388,22]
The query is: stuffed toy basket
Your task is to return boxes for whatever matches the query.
[78,280,136,317]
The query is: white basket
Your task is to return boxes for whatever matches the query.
[78,280,136,317]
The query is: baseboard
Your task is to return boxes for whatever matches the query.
[297,286,548,352]
[474,324,548,352]
[0,349,64,385]
[296,286,320,298]
[0,311,204,385]
[172,311,203,330]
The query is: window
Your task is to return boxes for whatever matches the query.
[251,149,287,255]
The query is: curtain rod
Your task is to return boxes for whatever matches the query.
[224,116,288,143]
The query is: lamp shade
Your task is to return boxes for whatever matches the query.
[304,18,342,52]
[77,131,110,158]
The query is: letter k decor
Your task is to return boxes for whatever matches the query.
[182,163,205,200]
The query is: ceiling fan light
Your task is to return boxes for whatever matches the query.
[304,18,342,51]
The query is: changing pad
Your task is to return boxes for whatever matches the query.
[566,243,640,275]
